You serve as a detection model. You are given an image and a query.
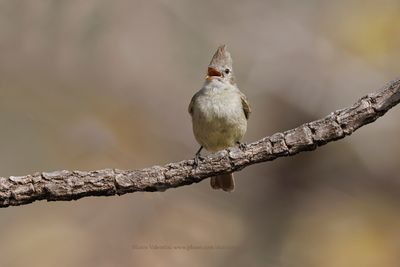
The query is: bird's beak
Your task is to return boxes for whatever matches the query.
[207,67,222,78]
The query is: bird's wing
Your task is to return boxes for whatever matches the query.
[240,92,251,120]
[188,94,196,115]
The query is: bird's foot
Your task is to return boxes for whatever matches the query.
[237,141,247,151]
[193,154,204,167]
[193,146,204,168]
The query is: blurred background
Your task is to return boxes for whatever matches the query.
[0,0,400,266]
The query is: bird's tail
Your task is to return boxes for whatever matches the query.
[210,173,235,192]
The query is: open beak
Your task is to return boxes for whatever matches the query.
[207,67,222,77]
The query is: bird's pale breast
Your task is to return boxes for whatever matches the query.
[191,86,247,152]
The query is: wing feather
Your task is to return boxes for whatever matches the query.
[188,94,195,115]
[240,92,251,120]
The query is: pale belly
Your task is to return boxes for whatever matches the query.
[191,91,247,152]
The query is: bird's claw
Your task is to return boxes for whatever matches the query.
[193,146,204,168]
[193,154,204,167]
[237,142,247,151]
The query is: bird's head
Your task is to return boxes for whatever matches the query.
[206,45,235,84]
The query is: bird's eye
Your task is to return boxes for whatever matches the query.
[224,69,230,74]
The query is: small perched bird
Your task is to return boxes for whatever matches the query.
[188,45,251,192]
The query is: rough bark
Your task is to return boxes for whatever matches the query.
[1,79,399,208]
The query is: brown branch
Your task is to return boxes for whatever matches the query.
[1,79,400,208]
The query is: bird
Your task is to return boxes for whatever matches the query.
[188,45,251,192]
